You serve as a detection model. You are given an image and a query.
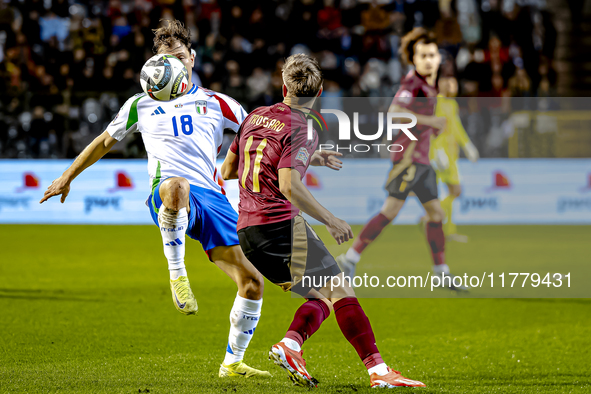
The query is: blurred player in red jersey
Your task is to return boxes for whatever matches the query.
[337,28,467,290]
[221,54,426,389]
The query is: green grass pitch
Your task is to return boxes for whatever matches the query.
[1,224,590,393]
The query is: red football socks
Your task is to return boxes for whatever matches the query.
[352,213,391,254]
[285,299,331,346]
[426,221,446,266]
[334,298,383,367]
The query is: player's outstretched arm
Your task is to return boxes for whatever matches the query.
[389,103,447,132]
[310,150,343,171]
[40,131,118,204]
[279,168,353,245]
[221,150,240,180]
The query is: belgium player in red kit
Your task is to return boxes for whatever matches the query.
[221,54,426,388]
[338,28,467,290]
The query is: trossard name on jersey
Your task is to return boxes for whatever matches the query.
[248,114,285,132]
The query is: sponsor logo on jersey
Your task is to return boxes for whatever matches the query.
[175,104,183,108]
[151,106,166,116]
[296,147,310,164]
[195,100,207,115]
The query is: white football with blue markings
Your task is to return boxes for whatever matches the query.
[140,54,189,101]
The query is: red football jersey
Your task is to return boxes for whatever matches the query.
[390,70,439,165]
[229,103,320,230]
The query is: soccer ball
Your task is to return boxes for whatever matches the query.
[140,54,190,101]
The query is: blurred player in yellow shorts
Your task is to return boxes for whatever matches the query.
[428,76,479,242]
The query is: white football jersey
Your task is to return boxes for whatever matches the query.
[106,85,247,193]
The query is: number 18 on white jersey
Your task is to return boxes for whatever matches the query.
[106,85,247,193]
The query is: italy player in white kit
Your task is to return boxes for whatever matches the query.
[40,20,270,379]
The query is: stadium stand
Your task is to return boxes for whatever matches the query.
[0,0,578,159]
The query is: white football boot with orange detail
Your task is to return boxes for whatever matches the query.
[370,367,426,388]
[269,342,318,388]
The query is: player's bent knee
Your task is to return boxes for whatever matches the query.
[380,209,398,222]
[380,205,400,221]
[160,177,190,210]
[380,197,404,221]
[424,200,445,222]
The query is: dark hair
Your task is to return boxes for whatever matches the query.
[152,19,191,54]
[399,28,437,66]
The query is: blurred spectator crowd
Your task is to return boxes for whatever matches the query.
[0,0,557,159]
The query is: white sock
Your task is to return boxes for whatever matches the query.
[433,263,450,275]
[345,247,361,264]
[368,362,389,376]
[223,293,262,365]
[158,205,188,280]
[281,337,301,352]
